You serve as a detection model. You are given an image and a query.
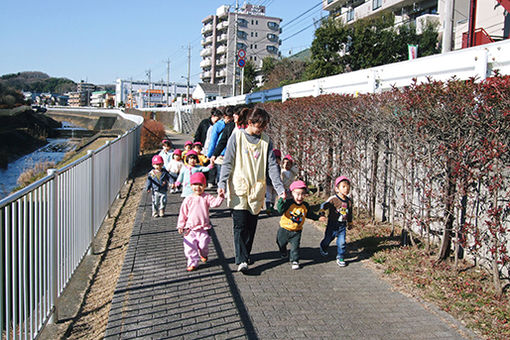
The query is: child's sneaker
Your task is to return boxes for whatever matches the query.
[336,258,346,267]
[186,265,197,271]
[159,210,164,217]
[152,212,158,218]
[280,250,288,259]
[200,256,208,263]
[291,261,300,270]
[319,245,328,256]
[237,262,248,273]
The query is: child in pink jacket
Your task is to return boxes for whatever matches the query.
[177,172,224,271]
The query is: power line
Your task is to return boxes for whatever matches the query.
[281,1,322,29]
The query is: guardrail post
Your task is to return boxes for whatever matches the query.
[47,168,59,323]
[87,151,95,255]
[474,49,488,81]
[106,141,111,218]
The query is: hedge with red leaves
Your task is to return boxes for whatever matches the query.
[261,75,510,296]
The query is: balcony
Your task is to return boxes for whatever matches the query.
[216,58,227,66]
[200,48,212,57]
[200,59,212,68]
[217,45,227,55]
[201,23,213,34]
[202,36,213,46]
[267,21,279,30]
[200,71,211,79]
[216,70,227,78]
[266,45,278,54]
[217,21,228,31]
[267,33,279,43]
[217,33,228,42]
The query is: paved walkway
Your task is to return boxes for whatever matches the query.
[104,135,478,340]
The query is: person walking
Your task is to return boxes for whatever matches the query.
[218,107,285,273]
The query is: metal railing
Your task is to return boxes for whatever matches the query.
[1,109,142,340]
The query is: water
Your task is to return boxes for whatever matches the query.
[0,122,82,200]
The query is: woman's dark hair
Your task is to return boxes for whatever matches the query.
[210,108,224,118]
[224,106,235,117]
[245,108,270,128]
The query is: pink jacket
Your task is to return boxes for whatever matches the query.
[177,193,224,231]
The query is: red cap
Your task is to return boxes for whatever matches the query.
[184,140,193,146]
[335,176,351,187]
[186,150,198,158]
[273,149,282,158]
[173,149,182,156]
[190,172,206,186]
[152,155,164,165]
[193,141,203,147]
[289,180,307,192]
[283,154,293,162]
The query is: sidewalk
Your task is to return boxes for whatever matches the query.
[104,134,478,340]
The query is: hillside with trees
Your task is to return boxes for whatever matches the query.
[0,71,76,94]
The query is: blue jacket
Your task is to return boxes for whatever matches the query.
[207,120,226,158]
[146,169,171,193]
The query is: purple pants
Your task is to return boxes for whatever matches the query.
[183,229,210,267]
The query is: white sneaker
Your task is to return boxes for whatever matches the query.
[237,262,248,273]
[291,261,300,270]
[336,258,346,267]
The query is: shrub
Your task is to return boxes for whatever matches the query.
[140,119,166,152]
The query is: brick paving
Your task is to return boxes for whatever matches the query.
[104,135,478,340]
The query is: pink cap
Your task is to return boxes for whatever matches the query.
[173,149,182,156]
[335,176,350,187]
[184,140,193,146]
[152,155,164,165]
[289,180,307,192]
[283,154,293,162]
[193,141,203,147]
[185,150,198,158]
[190,172,206,186]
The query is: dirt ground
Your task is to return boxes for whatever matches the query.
[39,152,152,340]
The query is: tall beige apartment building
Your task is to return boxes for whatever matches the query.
[200,4,282,89]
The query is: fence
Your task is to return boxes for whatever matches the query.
[0,109,142,340]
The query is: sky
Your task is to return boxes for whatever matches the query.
[0,0,326,86]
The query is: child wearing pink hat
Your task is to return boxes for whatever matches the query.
[146,155,171,217]
[177,172,225,271]
[166,149,184,193]
[319,176,353,267]
[175,150,214,197]
[281,154,299,197]
[276,180,326,270]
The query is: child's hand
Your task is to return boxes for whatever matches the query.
[347,222,353,230]
[319,216,327,222]
[147,189,150,193]
[218,190,225,199]
[209,157,215,166]
[178,228,184,234]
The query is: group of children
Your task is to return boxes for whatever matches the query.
[146,137,354,272]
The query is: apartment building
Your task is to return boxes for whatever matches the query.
[200,4,282,88]
[323,0,508,50]
[68,92,87,107]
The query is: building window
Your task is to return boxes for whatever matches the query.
[251,32,253,37]
[237,42,247,50]
[250,44,253,49]
[251,19,254,25]
[255,32,258,37]
[266,45,278,54]
[238,18,248,27]
[254,56,257,61]
[267,21,279,30]
[237,30,248,39]
[347,7,354,21]
[255,44,257,49]
[267,33,278,42]
[372,0,382,10]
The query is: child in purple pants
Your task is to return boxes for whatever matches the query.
[177,172,224,271]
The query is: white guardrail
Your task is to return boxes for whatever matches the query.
[0,109,143,340]
[282,39,510,100]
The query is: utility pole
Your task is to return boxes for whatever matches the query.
[146,69,151,108]
[442,0,454,53]
[129,77,133,108]
[187,44,191,103]
[232,0,239,97]
[165,58,170,106]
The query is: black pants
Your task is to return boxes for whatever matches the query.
[276,227,302,262]
[232,209,258,265]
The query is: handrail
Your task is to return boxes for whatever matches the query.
[1,108,142,339]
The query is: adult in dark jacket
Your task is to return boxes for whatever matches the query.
[194,108,223,145]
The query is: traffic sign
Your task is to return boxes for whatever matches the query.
[238,49,246,58]
[238,58,246,68]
